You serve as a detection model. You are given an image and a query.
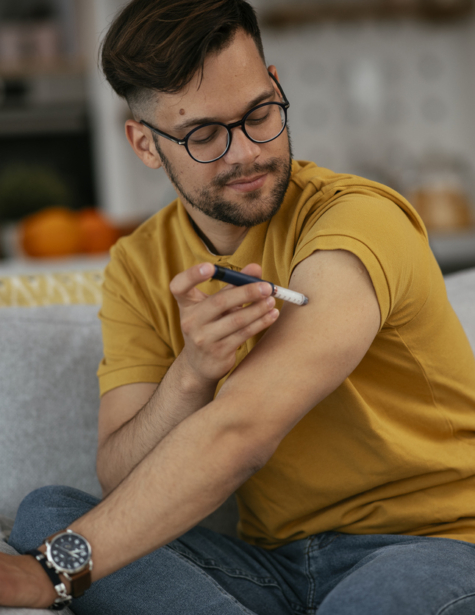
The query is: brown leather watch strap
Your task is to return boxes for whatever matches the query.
[68,566,92,598]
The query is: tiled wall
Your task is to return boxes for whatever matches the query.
[261,16,475,201]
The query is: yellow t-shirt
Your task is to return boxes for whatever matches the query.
[97,160,475,548]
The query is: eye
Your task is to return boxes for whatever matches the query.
[189,125,221,145]
[246,107,272,125]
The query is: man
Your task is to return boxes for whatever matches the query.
[2,0,475,612]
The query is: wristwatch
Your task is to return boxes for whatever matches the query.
[27,529,93,610]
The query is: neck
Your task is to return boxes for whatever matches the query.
[185,207,250,256]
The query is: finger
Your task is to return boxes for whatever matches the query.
[169,262,215,305]
[186,281,273,334]
[221,263,264,313]
[206,295,278,343]
[203,279,273,324]
[222,304,280,349]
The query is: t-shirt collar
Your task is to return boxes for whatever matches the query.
[177,199,269,270]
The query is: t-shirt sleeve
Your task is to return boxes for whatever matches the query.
[97,242,175,397]
[290,192,431,329]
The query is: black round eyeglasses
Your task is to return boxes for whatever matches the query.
[140,73,290,164]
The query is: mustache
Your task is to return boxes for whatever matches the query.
[211,158,283,189]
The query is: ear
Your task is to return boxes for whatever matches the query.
[267,64,280,83]
[125,120,162,170]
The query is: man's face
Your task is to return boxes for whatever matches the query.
[147,30,293,228]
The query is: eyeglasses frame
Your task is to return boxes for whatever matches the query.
[140,72,290,164]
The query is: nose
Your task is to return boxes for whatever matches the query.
[222,126,261,166]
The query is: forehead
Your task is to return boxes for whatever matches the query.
[153,30,270,124]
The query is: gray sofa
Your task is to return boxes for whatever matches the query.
[1,266,474,614]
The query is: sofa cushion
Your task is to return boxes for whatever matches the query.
[0,304,103,519]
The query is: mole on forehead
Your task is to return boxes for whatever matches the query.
[179,108,186,115]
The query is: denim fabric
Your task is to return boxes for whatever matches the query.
[9,486,475,615]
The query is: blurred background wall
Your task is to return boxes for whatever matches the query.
[1,0,474,272]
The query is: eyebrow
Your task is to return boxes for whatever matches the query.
[172,88,276,133]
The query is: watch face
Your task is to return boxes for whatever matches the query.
[49,532,91,573]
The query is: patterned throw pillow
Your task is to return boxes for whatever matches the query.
[0,270,104,307]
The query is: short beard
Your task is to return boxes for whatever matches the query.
[153,131,294,228]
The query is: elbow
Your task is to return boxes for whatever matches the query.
[95,458,109,498]
[245,430,279,472]
[97,469,116,500]
[95,443,117,498]
[217,422,279,482]
[211,404,284,480]
[237,441,270,479]
[97,477,113,500]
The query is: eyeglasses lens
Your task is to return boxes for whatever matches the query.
[187,103,286,163]
[244,103,286,144]
[188,124,229,163]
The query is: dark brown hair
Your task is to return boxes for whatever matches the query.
[101,0,265,113]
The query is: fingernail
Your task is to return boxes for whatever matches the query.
[259,283,271,295]
[199,264,213,277]
[266,297,275,307]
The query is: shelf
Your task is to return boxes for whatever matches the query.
[0,103,88,136]
[0,58,85,80]
[261,0,473,27]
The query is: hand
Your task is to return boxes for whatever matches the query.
[170,262,279,383]
[0,552,56,609]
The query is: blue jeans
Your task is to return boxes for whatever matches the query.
[9,486,475,615]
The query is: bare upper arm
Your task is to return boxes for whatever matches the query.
[215,249,381,449]
[97,382,159,449]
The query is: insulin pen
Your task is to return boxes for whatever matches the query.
[212,265,309,306]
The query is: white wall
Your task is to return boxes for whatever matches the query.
[86,0,177,223]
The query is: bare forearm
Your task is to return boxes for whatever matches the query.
[97,352,218,495]
[97,264,279,496]
[74,401,264,581]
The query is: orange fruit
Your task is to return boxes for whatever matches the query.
[77,208,119,254]
[20,207,82,257]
